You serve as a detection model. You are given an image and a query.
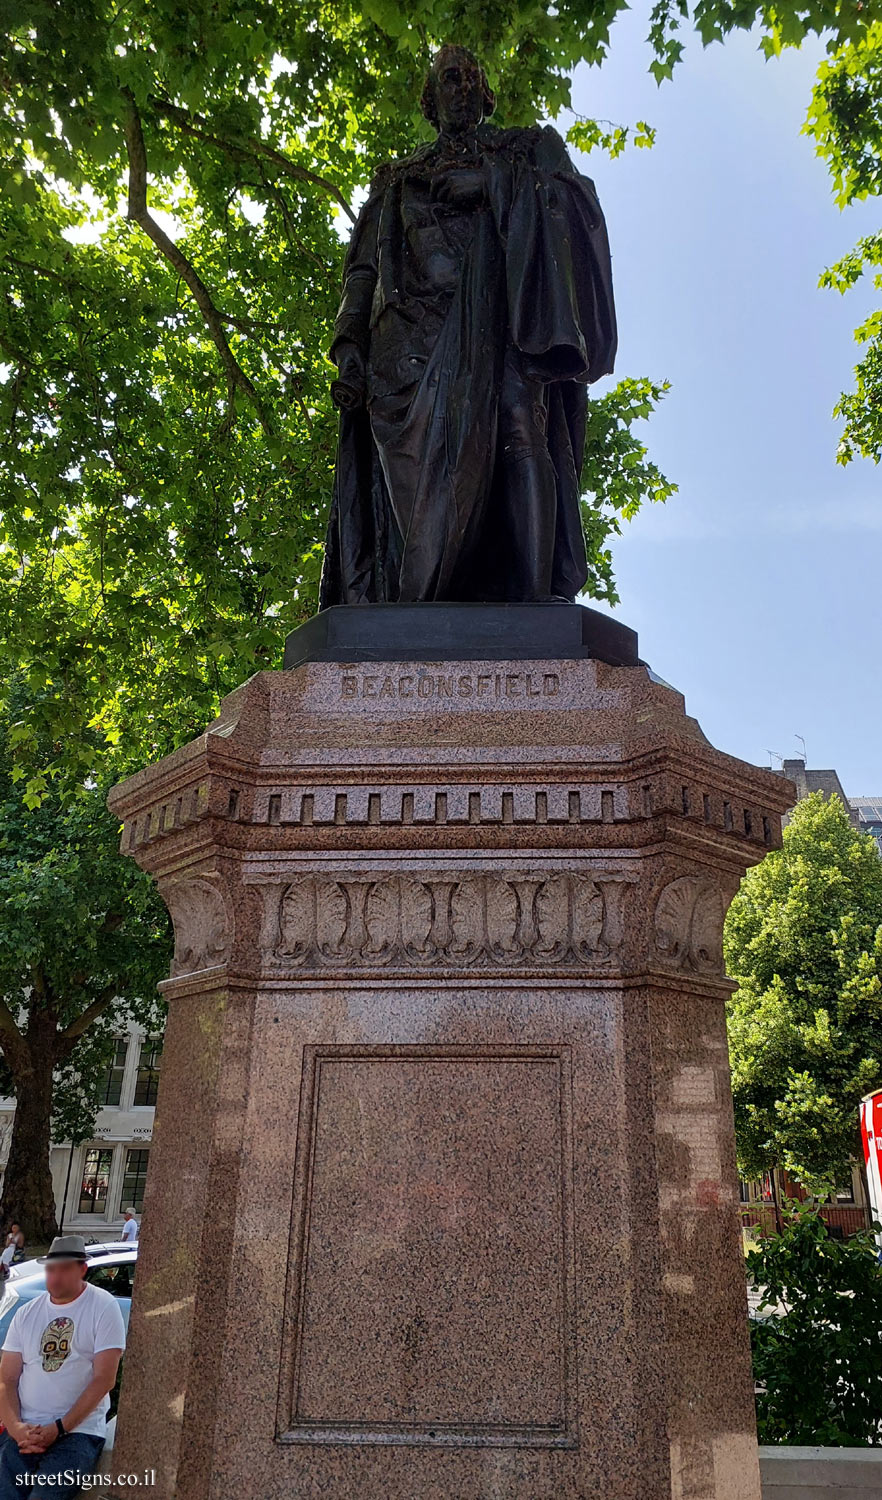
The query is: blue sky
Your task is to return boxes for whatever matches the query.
[566,8,881,792]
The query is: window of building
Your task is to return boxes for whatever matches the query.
[739,1180,752,1203]
[133,1040,162,1106]
[99,1040,128,1107]
[835,1179,856,1204]
[122,1148,149,1212]
[79,1148,113,1214]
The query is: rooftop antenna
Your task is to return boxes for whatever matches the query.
[768,751,783,769]
[795,735,807,763]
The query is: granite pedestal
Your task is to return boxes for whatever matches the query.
[106,615,793,1500]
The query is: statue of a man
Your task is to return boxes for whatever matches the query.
[319,45,617,607]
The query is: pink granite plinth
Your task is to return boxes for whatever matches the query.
[106,655,794,1500]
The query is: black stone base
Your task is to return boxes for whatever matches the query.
[283,603,638,670]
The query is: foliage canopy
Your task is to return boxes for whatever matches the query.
[0,684,170,1236]
[748,1205,882,1445]
[725,793,882,1195]
[809,22,882,463]
[3,0,878,796]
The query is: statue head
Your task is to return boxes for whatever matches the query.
[420,45,495,133]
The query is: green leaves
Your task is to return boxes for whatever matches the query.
[0,683,171,1055]
[3,0,878,795]
[0,0,682,797]
[580,376,677,603]
[816,231,882,462]
[725,793,882,1189]
[566,118,657,158]
[748,1206,882,1445]
[804,26,882,465]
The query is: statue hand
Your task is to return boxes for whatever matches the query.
[431,168,486,207]
[331,379,364,412]
[331,341,366,411]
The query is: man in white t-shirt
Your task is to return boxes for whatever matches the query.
[119,1210,138,1244]
[0,1235,125,1495]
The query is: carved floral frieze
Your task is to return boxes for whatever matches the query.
[266,872,629,971]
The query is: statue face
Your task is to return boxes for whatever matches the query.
[432,55,485,133]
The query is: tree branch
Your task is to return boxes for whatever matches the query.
[0,329,34,370]
[121,90,275,436]
[57,985,117,1049]
[148,95,356,224]
[0,994,26,1064]
[217,309,286,335]
[259,171,327,271]
[2,254,89,294]
[28,965,49,1009]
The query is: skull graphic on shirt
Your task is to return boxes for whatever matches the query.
[40,1316,73,1372]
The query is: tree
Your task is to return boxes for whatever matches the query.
[724,792,882,1197]
[0,688,170,1240]
[748,1206,882,1445]
[4,0,876,800]
[807,26,882,466]
[0,0,666,802]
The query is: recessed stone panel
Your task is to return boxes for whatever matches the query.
[278,1045,577,1447]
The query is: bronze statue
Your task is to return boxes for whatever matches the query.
[319,45,617,607]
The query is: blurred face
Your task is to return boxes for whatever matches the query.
[46,1259,87,1302]
[433,53,485,133]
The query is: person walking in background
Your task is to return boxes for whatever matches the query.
[120,1209,138,1244]
[0,1234,125,1494]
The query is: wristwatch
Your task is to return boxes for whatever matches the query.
[55,1418,65,1439]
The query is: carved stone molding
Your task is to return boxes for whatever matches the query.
[653,876,725,975]
[255,782,629,831]
[266,872,629,972]
[120,774,781,853]
[161,876,231,977]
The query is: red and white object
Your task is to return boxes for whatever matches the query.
[860,1088,882,1249]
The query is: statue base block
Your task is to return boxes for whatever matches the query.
[107,645,793,1500]
[283,601,639,669]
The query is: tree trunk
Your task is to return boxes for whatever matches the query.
[856,1122,875,1232]
[1,1025,59,1245]
[769,1165,783,1234]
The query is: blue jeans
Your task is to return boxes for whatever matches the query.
[0,1429,105,1494]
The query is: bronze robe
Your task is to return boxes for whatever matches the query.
[319,123,617,606]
